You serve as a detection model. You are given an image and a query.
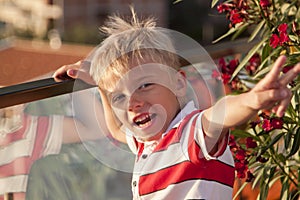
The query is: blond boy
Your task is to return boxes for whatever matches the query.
[54,9,300,200]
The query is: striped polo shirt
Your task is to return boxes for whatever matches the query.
[127,102,235,200]
[0,114,63,200]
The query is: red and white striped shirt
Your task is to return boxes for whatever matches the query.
[127,102,235,200]
[0,114,63,200]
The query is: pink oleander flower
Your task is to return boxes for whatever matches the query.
[262,118,272,131]
[250,120,260,129]
[245,170,255,182]
[260,0,271,8]
[218,57,226,68]
[228,59,239,73]
[246,137,257,149]
[282,65,294,73]
[279,32,289,45]
[246,53,261,75]
[236,169,246,178]
[229,9,244,25]
[270,23,290,48]
[278,23,288,33]
[229,79,240,91]
[221,73,231,84]
[217,3,231,13]
[229,134,238,151]
[270,34,280,48]
[235,160,248,179]
[235,149,247,161]
[270,117,283,129]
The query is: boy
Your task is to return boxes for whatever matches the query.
[53,9,300,200]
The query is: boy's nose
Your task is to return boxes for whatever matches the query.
[128,93,144,112]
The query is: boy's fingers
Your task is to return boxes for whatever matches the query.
[279,62,300,85]
[256,55,286,88]
[72,70,96,85]
[266,55,286,81]
[275,93,292,117]
[53,65,74,82]
[53,60,91,82]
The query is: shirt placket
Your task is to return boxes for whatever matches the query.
[132,141,158,199]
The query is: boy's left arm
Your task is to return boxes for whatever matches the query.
[202,55,300,154]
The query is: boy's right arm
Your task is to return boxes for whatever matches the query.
[53,61,127,144]
[98,88,127,143]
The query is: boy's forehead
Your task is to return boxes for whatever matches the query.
[106,63,177,93]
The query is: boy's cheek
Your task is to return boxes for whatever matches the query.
[112,107,130,125]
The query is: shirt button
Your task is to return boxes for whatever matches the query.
[132,181,137,187]
[142,154,148,159]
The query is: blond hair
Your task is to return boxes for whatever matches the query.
[89,7,180,90]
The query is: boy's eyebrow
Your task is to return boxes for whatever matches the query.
[135,74,155,82]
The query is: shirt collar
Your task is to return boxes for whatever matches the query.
[162,101,197,137]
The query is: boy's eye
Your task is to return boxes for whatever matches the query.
[111,93,126,103]
[138,83,153,90]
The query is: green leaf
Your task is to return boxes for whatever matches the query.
[284,130,292,150]
[232,181,248,200]
[173,0,183,4]
[252,165,265,189]
[253,65,271,79]
[232,24,249,40]
[259,132,285,156]
[230,129,255,138]
[213,23,249,43]
[231,39,266,79]
[287,127,300,157]
[282,115,297,125]
[268,173,284,189]
[211,0,219,8]
[259,167,270,200]
[280,176,290,200]
[248,20,265,42]
[253,48,282,79]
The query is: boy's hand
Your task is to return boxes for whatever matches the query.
[248,55,300,117]
[52,60,96,85]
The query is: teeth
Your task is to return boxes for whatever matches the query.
[136,115,149,123]
[134,114,152,126]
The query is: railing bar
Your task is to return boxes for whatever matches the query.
[0,78,95,109]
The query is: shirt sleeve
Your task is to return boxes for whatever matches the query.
[194,112,229,160]
[42,115,64,156]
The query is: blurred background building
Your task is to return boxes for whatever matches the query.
[0,0,228,46]
[0,0,228,85]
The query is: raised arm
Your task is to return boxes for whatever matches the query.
[98,88,127,143]
[53,61,127,144]
[202,55,300,153]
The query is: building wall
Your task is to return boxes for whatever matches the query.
[61,0,168,28]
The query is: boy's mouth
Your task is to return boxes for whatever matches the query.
[133,113,156,128]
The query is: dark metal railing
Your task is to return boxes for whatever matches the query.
[0,78,95,109]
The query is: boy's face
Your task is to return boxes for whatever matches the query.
[105,62,186,141]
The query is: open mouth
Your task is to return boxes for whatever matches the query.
[133,113,156,128]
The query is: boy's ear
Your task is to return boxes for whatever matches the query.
[175,70,187,97]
